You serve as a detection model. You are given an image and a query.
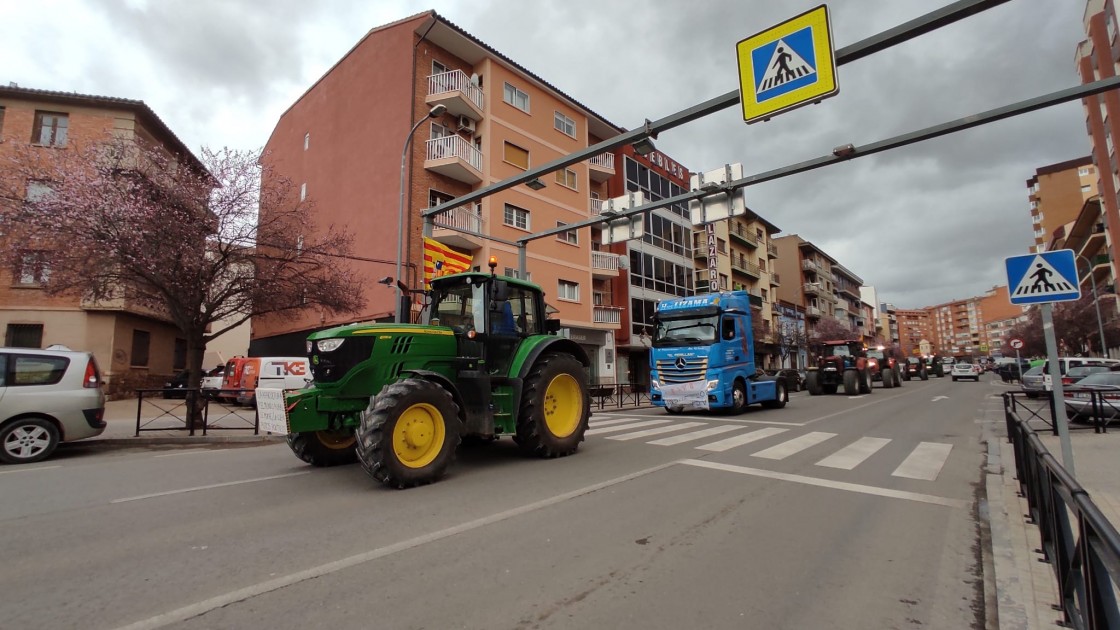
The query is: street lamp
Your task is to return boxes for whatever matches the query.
[396,103,447,323]
[1076,254,1108,356]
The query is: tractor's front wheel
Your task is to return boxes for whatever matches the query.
[286,430,358,467]
[843,370,859,396]
[356,379,461,489]
[515,353,590,458]
[806,371,822,395]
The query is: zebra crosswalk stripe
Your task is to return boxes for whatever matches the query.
[816,437,892,470]
[584,419,670,436]
[696,427,788,452]
[751,432,837,460]
[647,425,741,446]
[892,442,953,480]
[608,422,707,441]
[587,416,649,428]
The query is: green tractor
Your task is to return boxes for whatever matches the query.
[277,268,592,489]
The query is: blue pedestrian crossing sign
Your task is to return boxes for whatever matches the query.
[1005,249,1081,305]
[736,5,838,124]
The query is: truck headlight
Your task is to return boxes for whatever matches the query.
[306,340,313,353]
[650,379,660,389]
[316,338,345,352]
[707,380,719,391]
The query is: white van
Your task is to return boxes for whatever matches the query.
[236,357,311,405]
[1041,356,1120,390]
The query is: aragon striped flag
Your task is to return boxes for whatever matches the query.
[423,237,472,286]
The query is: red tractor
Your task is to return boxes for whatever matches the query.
[865,347,901,389]
[805,340,873,396]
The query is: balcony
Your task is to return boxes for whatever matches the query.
[425,70,484,120]
[425,136,483,184]
[693,247,709,260]
[588,153,615,182]
[766,241,778,258]
[729,224,760,248]
[770,272,780,286]
[590,197,604,216]
[591,251,620,278]
[838,284,861,300]
[431,204,484,251]
[801,259,822,273]
[731,259,761,279]
[806,306,821,318]
[592,305,623,327]
[803,282,824,295]
[748,292,764,309]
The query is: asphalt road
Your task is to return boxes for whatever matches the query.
[0,373,1001,630]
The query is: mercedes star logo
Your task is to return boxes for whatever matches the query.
[674,357,687,370]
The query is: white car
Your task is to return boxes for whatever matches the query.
[951,363,981,382]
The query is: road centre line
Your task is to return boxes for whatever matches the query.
[0,465,61,474]
[678,459,967,508]
[111,472,311,504]
[110,461,677,630]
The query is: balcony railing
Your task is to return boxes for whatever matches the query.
[801,259,821,273]
[425,135,483,183]
[806,306,821,317]
[770,273,780,286]
[588,153,615,183]
[432,204,483,233]
[729,224,760,247]
[591,251,620,272]
[593,305,623,325]
[766,242,778,257]
[426,70,484,113]
[589,153,614,170]
[732,259,761,278]
[590,198,604,215]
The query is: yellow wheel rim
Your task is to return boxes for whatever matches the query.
[392,403,446,469]
[315,430,356,450]
[543,373,582,438]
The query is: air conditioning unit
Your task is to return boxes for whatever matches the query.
[457,116,476,133]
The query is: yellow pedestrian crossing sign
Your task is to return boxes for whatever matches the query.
[736,5,839,124]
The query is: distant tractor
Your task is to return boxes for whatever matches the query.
[805,340,873,396]
[260,261,591,489]
[865,347,901,389]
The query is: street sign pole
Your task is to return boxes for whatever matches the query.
[1041,303,1076,476]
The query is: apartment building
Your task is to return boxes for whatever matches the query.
[772,235,840,338]
[896,308,933,356]
[723,211,782,368]
[830,263,866,334]
[612,147,694,385]
[1048,195,1118,355]
[1078,0,1120,278]
[1026,156,1098,254]
[880,302,901,347]
[0,86,210,396]
[928,286,1022,358]
[254,11,628,381]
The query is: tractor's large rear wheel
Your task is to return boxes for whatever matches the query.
[881,369,894,389]
[515,353,590,458]
[859,369,872,394]
[843,370,859,396]
[356,379,461,489]
[287,430,357,467]
[806,371,822,396]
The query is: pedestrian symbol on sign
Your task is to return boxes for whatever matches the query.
[756,36,816,96]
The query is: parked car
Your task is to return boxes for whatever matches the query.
[1039,357,1120,391]
[951,363,981,382]
[1061,365,1111,387]
[1062,371,1120,423]
[1020,365,1046,398]
[200,365,227,394]
[162,370,191,399]
[0,347,106,464]
[766,368,804,393]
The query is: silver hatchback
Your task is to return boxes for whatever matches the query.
[0,347,107,464]
[1020,365,1046,398]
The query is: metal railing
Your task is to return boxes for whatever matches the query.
[588,152,614,170]
[589,383,649,410]
[591,251,619,272]
[1003,391,1120,629]
[592,305,622,324]
[425,135,483,171]
[426,70,484,111]
[133,389,261,436]
[432,204,483,233]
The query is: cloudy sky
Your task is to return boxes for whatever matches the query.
[2,0,1093,308]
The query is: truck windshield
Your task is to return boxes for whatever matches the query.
[653,315,718,346]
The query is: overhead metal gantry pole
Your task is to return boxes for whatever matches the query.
[415,0,1023,276]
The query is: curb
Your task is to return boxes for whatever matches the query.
[72,435,285,448]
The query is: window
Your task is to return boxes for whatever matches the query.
[555,168,577,189]
[16,251,50,285]
[131,330,151,368]
[1081,184,1091,193]
[5,323,43,348]
[503,204,530,230]
[32,111,68,147]
[1079,166,1091,176]
[25,180,53,202]
[554,111,576,137]
[432,60,448,75]
[556,221,578,245]
[558,280,579,301]
[503,142,529,169]
[12,355,69,386]
[503,267,531,282]
[503,82,530,112]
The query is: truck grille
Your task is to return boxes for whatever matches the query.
[310,337,375,383]
[656,357,708,384]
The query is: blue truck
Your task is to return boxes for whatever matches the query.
[648,291,788,414]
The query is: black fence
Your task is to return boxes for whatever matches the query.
[589,383,650,410]
[133,389,261,436]
[1002,392,1120,629]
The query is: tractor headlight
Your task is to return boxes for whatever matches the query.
[306,340,313,353]
[316,338,345,352]
[707,380,719,391]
